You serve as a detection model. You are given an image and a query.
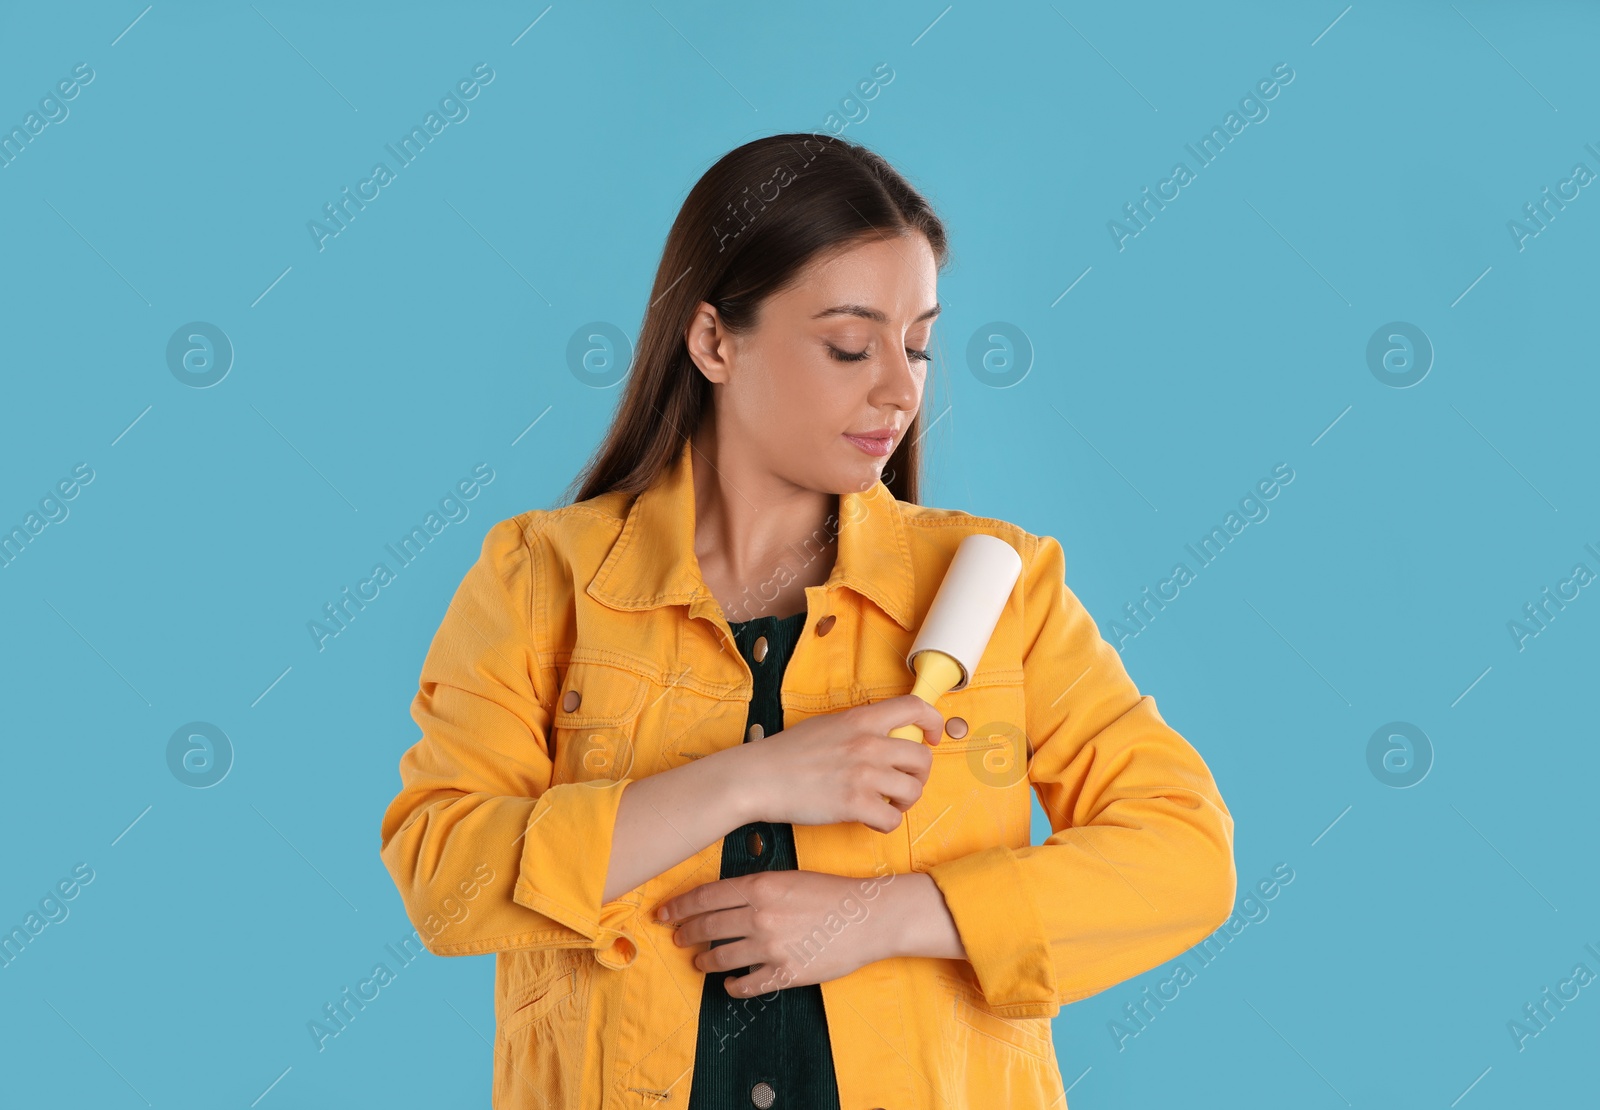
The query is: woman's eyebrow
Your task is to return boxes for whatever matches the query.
[811,302,942,324]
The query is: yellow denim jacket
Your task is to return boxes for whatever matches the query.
[379,433,1236,1109]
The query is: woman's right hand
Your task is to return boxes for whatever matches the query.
[736,695,947,832]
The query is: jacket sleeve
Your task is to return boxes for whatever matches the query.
[378,515,643,969]
[924,532,1236,1018]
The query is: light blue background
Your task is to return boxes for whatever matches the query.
[3,1,1595,1106]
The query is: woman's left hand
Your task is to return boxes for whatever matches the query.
[653,869,893,997]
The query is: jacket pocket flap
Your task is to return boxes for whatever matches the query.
[552,658,650,728]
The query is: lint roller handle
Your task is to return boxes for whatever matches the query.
[882,533,1023,796]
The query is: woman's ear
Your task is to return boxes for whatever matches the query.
[684,301,734,385]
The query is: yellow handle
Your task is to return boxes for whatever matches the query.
[881,650,965,807]
[888,649,965,742]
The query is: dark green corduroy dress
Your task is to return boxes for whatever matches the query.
[685,609,843,1110]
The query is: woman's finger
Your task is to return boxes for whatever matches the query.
[655,874,759,924]
[695,935,765,977]
[722,958,791,997]
[673,905,751,949]
[864,768,916,810]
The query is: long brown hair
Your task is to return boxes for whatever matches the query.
[561,132,950,508]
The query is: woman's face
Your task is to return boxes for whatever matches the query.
[687,231,938,496]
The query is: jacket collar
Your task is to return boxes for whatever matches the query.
[587,433,915,631]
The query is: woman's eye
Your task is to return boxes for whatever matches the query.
[828,344,933,364]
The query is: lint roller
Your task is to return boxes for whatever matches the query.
[889,532,1023,745]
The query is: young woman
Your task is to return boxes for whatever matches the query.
[380,133,1236,1109]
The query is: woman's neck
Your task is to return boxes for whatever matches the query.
[689,431,839,622]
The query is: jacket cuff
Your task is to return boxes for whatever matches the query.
[511,779,642,970]
[926,844,1060,1018]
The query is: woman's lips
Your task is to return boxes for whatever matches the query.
[843,432,894,457]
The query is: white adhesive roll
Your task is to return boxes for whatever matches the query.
[905,532,1024,690]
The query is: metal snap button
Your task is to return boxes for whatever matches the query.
[750,1080,775,1108]
[746,723,764,743]
[746,829,765,856]
[753,635,769,663]
[945,715,968,739]
[561,689,581,713]
[815,614,837,636]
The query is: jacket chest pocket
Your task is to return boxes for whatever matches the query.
[906,680,1033,871]
[550,658,652,784]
